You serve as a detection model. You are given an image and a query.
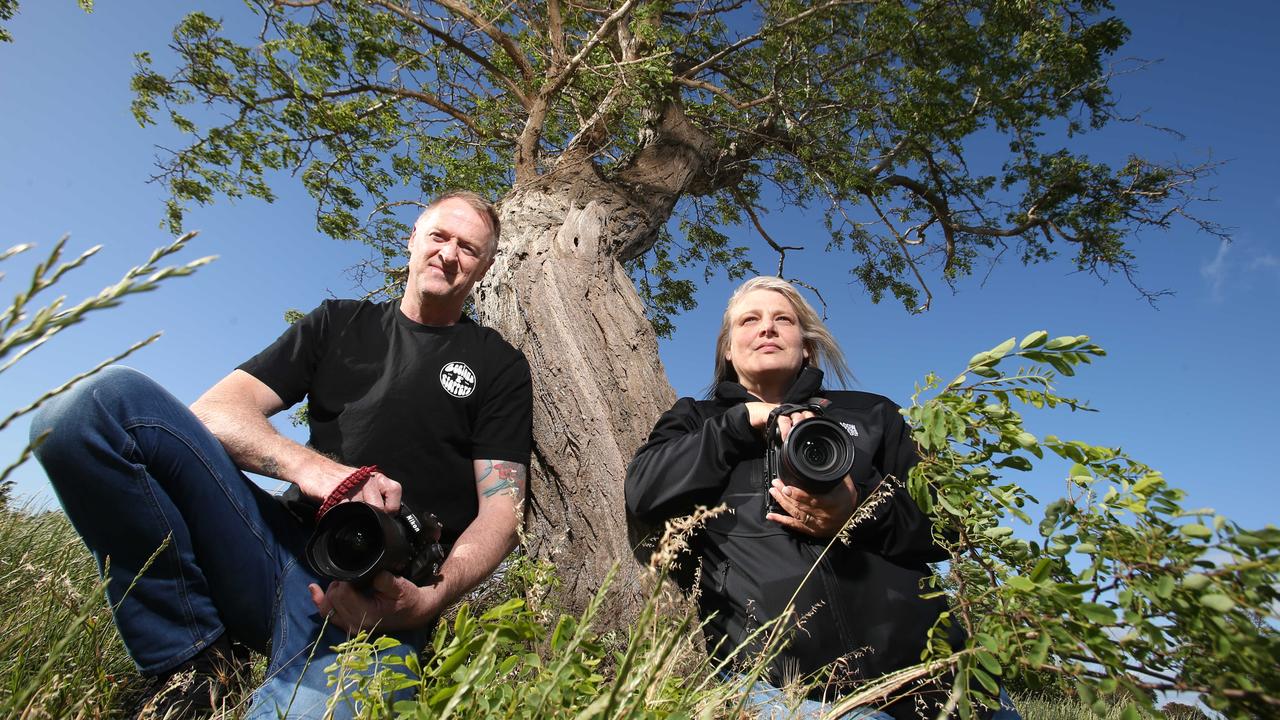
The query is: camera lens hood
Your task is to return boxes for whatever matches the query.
[780,416,855,488]
[306,501,412,586]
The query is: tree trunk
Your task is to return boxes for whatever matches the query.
[472,175,679,620]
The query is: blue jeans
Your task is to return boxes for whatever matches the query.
[31,366,423,719]
[729,675,1022,719]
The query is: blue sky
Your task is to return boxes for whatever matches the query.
[1,2,1277,537]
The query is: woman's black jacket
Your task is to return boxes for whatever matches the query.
[625,368,957,718]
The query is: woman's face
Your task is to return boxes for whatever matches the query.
[725,289,808,395]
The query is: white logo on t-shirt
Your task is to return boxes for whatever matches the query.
[840,421,859,437]
[439,361,476,398]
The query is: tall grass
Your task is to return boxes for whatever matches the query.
[0,504,1217,719]
[0,505,138,718]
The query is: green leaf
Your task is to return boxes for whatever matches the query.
[990,337,1016,358]
[1019,330,1048,349]
[1200,594,1235,612]
[974,649,1002,677]
[1180,523,1213,539]
[1044,335,1078,350]
[1029,557,1053,583]
[1029,633,1051,667]
[972,665,1000,694]
[1007,575,1035,592]
[1078,603,1114,624]
[995,456,1033,471]
[968,350,994,368]
[1131,473,1163,495]
[1182,574,1210,590]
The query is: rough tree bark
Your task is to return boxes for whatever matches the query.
[473,105,717,618]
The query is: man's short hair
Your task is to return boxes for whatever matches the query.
[423,191,501,252]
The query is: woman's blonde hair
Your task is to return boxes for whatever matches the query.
[711,276,852,390]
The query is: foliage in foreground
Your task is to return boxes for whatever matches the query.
[0,230,210,715]
[893,334,1279,719]
[0,501,1239,720]
[0,233,212,506]
[0,507,135,718]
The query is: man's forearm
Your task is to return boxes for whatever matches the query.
[190,370,353,496]
[418,498,521,620]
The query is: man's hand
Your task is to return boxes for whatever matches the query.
[767,475,859,539]
[308,572,443,633]
[298,467,403,515]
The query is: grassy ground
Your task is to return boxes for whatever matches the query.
[0,506,141,718]
[0,504,1211,720]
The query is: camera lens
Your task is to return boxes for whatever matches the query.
[779,417,855,488]
[800,436,836,470]
[305,501,444,587]
[327,512,382,573]
[306,501,406,585]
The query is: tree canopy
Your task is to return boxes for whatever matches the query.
[133,0,1218,324]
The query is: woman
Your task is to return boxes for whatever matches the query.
[626,277,1012,720]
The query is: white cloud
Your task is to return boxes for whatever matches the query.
[1250,254,1279,271]
[1200,238,1231,301]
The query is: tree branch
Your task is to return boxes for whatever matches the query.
[433,0,536,84]
[881,174,958,275]
[680,0,872,80]
[545,0,643,98]
[369,0,531,108]
[673,76,774,111]
[731,188,802,276]
[864,191,935,312]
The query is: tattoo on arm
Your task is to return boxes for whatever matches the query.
[477,460,526,500]
[259,455,281,478]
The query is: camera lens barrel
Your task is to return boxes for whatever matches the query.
[306,502,413,585]
[779,417,855,490]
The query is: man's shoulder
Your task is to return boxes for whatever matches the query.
[302,298,393,328]
[321,297,392,316]
[457,315,527,361]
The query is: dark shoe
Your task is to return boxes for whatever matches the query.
[134,636,248,720]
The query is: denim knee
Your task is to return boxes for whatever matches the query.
[30,365,152,447]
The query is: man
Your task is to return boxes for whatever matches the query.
[30,191,533,719]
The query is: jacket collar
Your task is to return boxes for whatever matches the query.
[714,366,825,405]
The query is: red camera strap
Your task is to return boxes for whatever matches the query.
[315,465,380,521]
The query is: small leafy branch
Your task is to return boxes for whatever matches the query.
[0,233,214,501]
[905,333,1279,719]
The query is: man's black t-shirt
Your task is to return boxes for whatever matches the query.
[238,299,533,545]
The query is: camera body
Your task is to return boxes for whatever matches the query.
[305,501,446,588]
[764,402,856,518]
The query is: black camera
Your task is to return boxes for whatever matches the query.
[304,501,446,588]
[765,404,855,516]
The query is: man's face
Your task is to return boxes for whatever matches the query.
[725,289,808,393]
[406,198,496,305]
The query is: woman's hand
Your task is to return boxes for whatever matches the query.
[743,403,816,441]
[766,476,859,539]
